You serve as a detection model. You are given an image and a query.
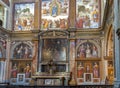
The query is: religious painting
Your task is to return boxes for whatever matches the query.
[11,62,31,78]
[77,62,84,78]
[77,42,98,59]
[108,61,114,84]
[41,39,68,61]
[24,63,31,78]
[13,3,35,31]
[76,0,100,28]
[17,74,25,83]
[92,62,99,78]
[11,63,18,78]
[41,0,69,30]
[85,63,92,73]
[84,73,93,83]
[13,43,32,59]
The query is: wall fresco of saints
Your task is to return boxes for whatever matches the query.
[76,0,100,29]
[11,62,31,78]
[14,3,34,31]
[41,0,69,30]
[77,42,98,58]
[13,43,32,59]
[77,61,99,78]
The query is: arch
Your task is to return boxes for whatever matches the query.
[11,41,33,59]
[76,40,101,58]
[105,24,113,56]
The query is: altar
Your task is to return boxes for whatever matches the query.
[32,72,70,86]
[34,30,70,86]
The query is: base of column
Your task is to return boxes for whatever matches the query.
[114,80,120,88]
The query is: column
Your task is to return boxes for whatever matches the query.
[101,37,107,84]
[69,38,76,85]
[5,38,11,83]
[34,0,40,29]
[114,0,120,88]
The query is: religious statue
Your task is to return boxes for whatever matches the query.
[47,59,56,75]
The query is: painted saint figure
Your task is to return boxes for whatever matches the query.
[93,62,99,78]
[79,44,85,58]
[86,64,90,73]
[52,3,58,16]
[92,9,99,22]
[92,45,98,57]
[24,64,31,78]
[11,64,18,78]
[86,44,92,58]
[23,46,29,58]
[77,63,84,78]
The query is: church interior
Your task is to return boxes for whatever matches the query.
[0,0,119,87]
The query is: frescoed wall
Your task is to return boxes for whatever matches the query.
[41,0,69,30]
[0,0,115,86]
[13,3,35,31]
[76,0,100,28]
[77,42,99,58]
[11,62,31,78]
[77,61,99,78]
[12,42,32,59]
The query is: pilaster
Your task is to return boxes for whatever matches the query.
[5,38,11,83]
[114,0,120,87]
[69,0,75,28]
